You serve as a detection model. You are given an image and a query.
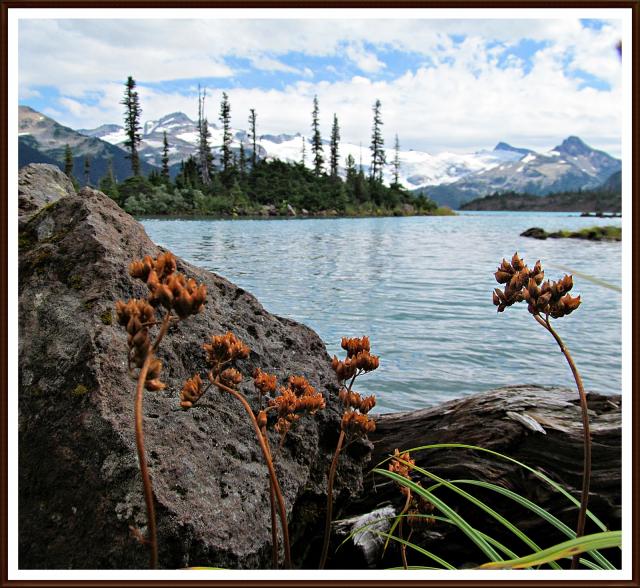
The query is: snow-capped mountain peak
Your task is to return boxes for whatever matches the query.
[76,111,620,199]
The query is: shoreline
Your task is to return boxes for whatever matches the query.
[136,208,457,221]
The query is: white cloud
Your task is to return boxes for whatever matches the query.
[249,55,300,74]
[17,16,623,156]
[344,42,386,73]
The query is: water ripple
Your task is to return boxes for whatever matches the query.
[142,211,622,412]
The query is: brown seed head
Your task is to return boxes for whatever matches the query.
[219,367,243,389]
[179,374,204,409]
[352,350,380,372]
[341,411,376,436]
[494,255,581,321]
[253,368,278,397]
[154,252,177,280]
[129,255,155,282]
[341,336,371,358]
[203,332,251,367]
[388,448,415,480]
[359,394,377,414]
[257,410,268,429]
[331,355,357,382]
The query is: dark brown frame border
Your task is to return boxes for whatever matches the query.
[1,1,637,586]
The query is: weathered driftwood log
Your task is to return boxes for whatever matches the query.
[332,385,621,569]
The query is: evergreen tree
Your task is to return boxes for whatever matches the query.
[161,131,170,182]
[239,143,247,177]
[248,108,258,168]
[99,158,119,202]
[121,76,142,176]
[370,99,385,183]
[64,144,74,177]
[301,136,307,166]
[392,134,401,187]
[220,92,232,172]
[311,95,324,176]
[345,154,356,179]
[330,114,340,178]
[83,155,91,186]
[197,86,213,185]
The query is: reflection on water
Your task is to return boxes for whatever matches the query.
[141,212,622,412]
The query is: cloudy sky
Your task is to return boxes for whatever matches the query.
[17,12,624,155]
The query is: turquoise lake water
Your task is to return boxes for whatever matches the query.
[141,212,623,412]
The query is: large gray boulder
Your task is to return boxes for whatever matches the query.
[18,163,75,228]
[18,173,370,569]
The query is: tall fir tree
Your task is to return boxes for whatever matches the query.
[311,95,324,176]
[64,144,74,177]
[220,92,232,172]
[248,108,258,168]
[197,86,212,185]
[370,99,385,183]
[121,76,142,176]
[239,143,247,177]
[345,153,356,178]
[392,134,401,187]
[83,155,91,186]
[330,114,340,178]
[301,136,307,166]
[161,131,170,182]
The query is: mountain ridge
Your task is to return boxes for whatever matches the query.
[19,105,620,206]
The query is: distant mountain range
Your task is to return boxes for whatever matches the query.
[19,105,621,207]
[421,137,621,208]
[18,105,158,184]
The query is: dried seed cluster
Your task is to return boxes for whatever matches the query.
[331,336,380,381]
[130,252,207,318]
[388,449,435,528]
[179,374,204,409]
[117,252,208,395]
[179,332,251,410]
[253,368,278,398]
[268,375,326,439]
[203,331,251,369]
[331,336,378,437]
[115,299,166,391]
[493,253,581,318]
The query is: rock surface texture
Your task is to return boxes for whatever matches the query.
[18,167,369,569]
[18,163,76,228]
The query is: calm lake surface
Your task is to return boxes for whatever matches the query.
[141,212,622,413]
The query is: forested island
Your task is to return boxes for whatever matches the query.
[67,78,451,218]
[460,179,621,213]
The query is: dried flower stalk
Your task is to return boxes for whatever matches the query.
[179,332,325,569]
[493,252,588,569]
[116,252,206,568]
[319,336,378,569]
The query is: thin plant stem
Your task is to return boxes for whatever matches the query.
[214,378,292,569]
[319,372,359,569]
[399,491,412,570]
[319,429,345,569]
[133,310,171,570]
[135,354,158,569]
[262,424,280,569]
[534,313,591,569]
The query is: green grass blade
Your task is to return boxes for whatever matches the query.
[376,443,609,532]
[338,513,519,561]
[397,462,561,570]
[374,468,503,562]
[387,566,444,570]
[433,479,614,570]
[479,531,621,569]
[367,529,456,570]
